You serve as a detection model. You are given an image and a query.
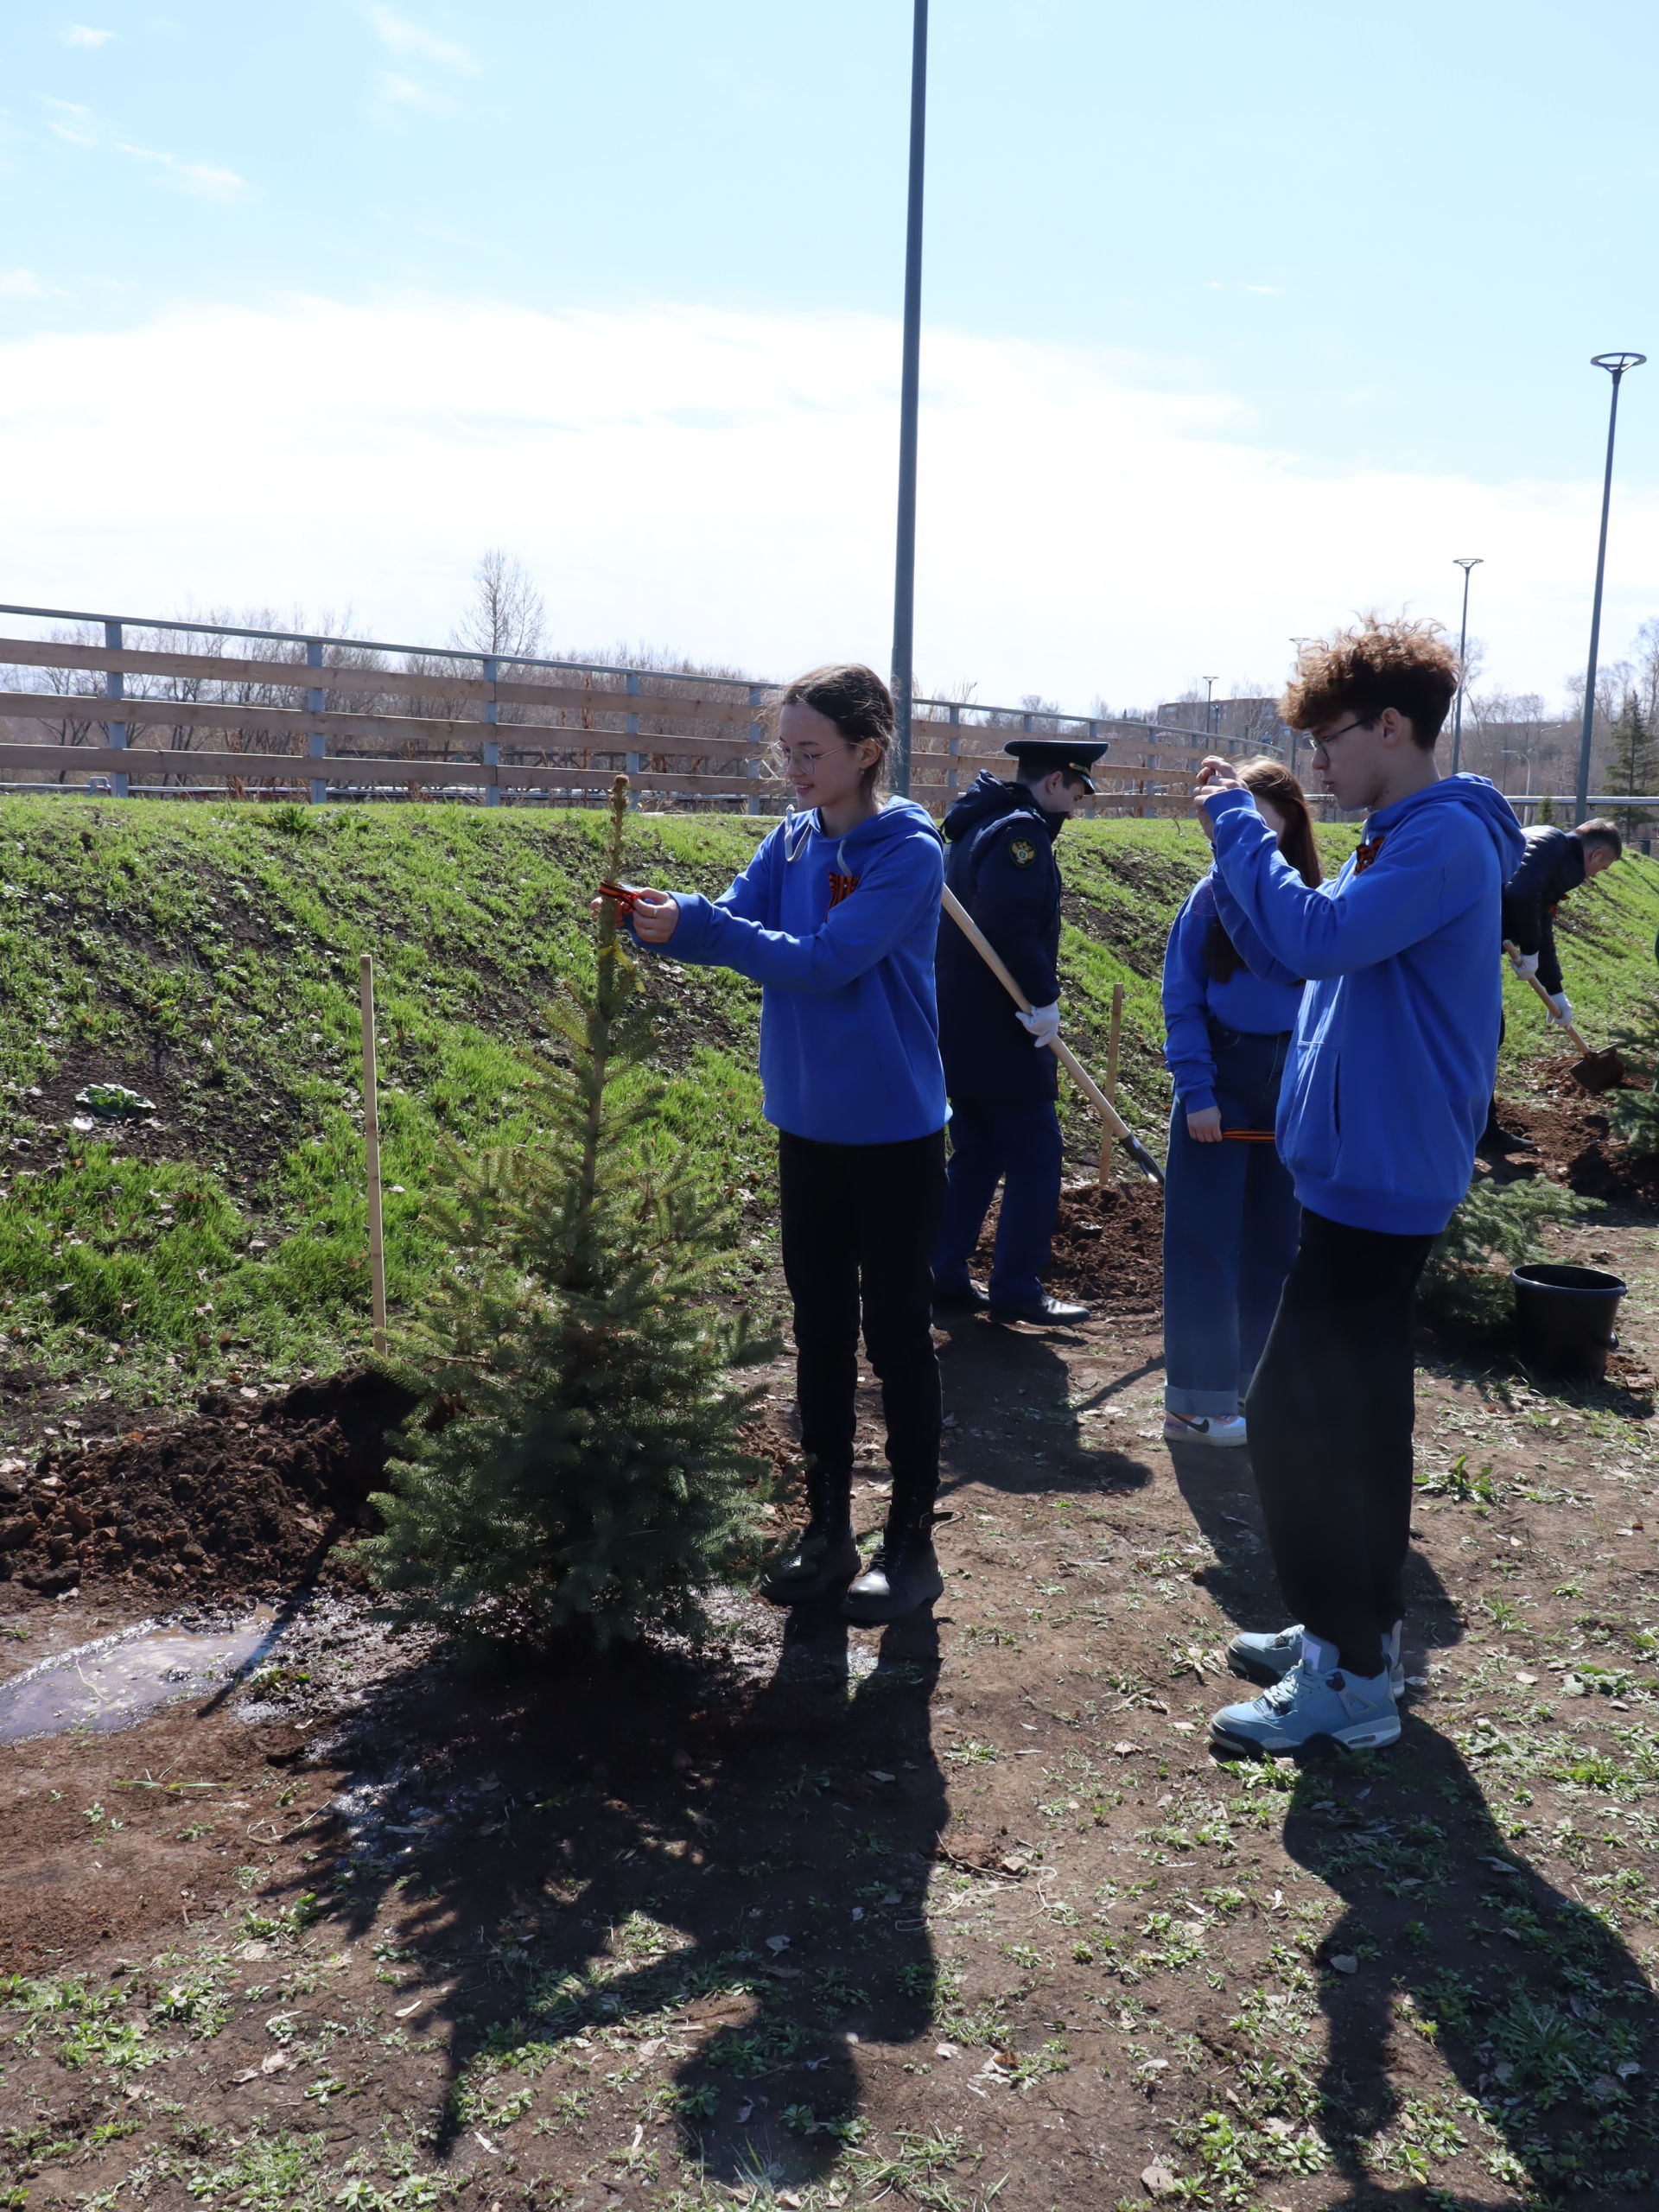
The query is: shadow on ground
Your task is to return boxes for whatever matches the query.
[1267,1713,1659,2207]
[282,1601,946,2195]
[934,1312,1159,1502]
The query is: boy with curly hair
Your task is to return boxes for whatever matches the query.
[1194,619,1524,1755]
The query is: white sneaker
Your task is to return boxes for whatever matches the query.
[1163,1413,1248,1446]
[1229,1621,1406,1699]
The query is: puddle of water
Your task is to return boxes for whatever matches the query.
[0,1607,279,1743]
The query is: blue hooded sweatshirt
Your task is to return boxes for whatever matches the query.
[1204,773,1525,1235]
[1161,871,1306,1113]
[646,798,947,1146]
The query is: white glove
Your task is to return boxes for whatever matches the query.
[1547,992,1573,1028]
[1510,949,1541,980]
[1016,1001,1061,1047]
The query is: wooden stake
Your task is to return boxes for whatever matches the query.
[359,952,387,1356]
[1096,982,1125,1187]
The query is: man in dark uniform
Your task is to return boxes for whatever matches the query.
[1480,817,1622,1154]
[931,736,1108,1325]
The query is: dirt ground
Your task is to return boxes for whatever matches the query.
[3,1104,1659,2211]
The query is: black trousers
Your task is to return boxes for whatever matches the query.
[778,1128,947,1530]
[1244,1207,1435,1677]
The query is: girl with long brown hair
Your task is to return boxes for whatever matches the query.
[1160,757,1321,1445]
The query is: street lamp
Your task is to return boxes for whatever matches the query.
[888,0,929,798]
[1450,556,1483,775]
[1202,676,1217,739]
[1575,351,1646,820]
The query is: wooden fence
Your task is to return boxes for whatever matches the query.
[0,609,1275,819]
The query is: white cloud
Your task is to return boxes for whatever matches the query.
[0,269,47,297]
[62,24,114,47]
[41,96,98,146]
[36,94,243,197]
[365,6,478,73]
[112,140,245,199]
[372,70,455,117]
[0,292,1650,714]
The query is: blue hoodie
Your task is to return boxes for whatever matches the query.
[1161,872,1306,1113]
[647,798,947,1146]
[1204,773,1525,1235]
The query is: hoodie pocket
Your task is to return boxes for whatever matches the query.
[1280,1038,1340,1181]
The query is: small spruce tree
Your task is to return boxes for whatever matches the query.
[1605,691,1659,837]
[360,777,776,1648]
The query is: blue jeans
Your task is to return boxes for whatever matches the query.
[933,1098,1065,1309]
[1162,1026,1299,1418]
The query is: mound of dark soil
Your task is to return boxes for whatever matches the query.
[1492,1077,1659,1207]
[977,1177,1164,1312]
[0,1368,417,1600]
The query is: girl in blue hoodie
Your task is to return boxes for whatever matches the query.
[621,664,949,1624]
[1161,759,1319,1446]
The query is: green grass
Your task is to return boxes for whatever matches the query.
[3,798,1656,1416]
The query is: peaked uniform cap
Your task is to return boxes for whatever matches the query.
[1002,737,1109,791]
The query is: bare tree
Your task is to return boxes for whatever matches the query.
[453,550,546,665]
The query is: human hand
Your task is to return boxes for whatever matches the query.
[1194,755,1243,810]
[627,889,680,944]
[1547,992,1573,1029]
[1016,1001,1061,1047]
[1510,949,1541,981]
[1186,1105,1224,1144]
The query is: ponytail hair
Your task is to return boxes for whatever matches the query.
[777,664,894,796]
[1203,757,1322,982]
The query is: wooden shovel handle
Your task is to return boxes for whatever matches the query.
[941,884,1165,1186]
[1503,942,1593,1055]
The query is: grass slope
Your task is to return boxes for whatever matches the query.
[2,798,1656,1415]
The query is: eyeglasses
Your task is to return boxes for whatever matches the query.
[1310,719,1370,751]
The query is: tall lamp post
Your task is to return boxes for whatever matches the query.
[888,0,929,798]
[1202,675,1217,739]
[1450,556,1483,775]
[1575,352,1646,821]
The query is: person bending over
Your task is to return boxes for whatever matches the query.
[1160,759,1319,1448]
[1481,817,1623,1155]
[1196,620,1523,1756]
[618,664,949,1624]
[931,735,1107,1328]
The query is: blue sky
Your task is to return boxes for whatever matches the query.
[3,1,1657,709]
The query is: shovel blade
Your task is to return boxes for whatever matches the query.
[1570,1049,1625,1095]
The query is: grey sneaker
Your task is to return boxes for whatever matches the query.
[1228,1622,1406,1699]
[1211,1660,1400,1758]
[841,1529,944,1623]
[760,1522,861,1607]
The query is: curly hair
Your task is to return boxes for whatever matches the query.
[1281,617,1460,750]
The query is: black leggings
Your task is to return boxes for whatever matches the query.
[1244,1207,1435,1677]
[778,1128,947,1531]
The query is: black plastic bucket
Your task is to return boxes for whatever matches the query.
[1510,1262,1628,1379]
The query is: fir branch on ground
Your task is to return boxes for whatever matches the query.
[1420,1173,1594,1335]
[1609,989,1659,1159]
[358,779,780,1649]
